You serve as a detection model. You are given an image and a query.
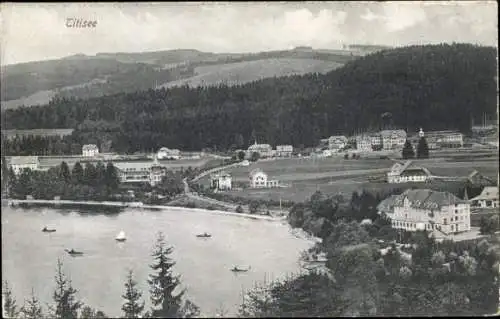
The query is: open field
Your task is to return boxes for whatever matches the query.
[160,58,343,88]
[198,150,498,203]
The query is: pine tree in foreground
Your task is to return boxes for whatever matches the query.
[148,232,198,318]
[20,288,44,319]
[3,280,19,318]
[122,270,145,318]
[51,259,83,319]
[79,305,107,318]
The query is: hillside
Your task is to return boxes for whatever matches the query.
[1,47,361,108]
[2,43,496,154]
[160,58,343,89]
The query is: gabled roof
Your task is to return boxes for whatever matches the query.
[376,195,399,214]
[470,186,499,201]
[393,189,465,210]
[82,144,98,150]
[380,129,407,138]
[389,160,431,176]
[249,168,266,178]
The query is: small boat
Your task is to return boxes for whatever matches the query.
[65,249,83,256]
[42,226,56,233]
[230,266,250,273]
[115,231,126,242]
[196,232,212,238]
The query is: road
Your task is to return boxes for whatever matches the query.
[182,161,287,217]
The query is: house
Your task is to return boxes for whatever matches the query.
[9,156,39,175]
[328,135,348,151]
[275,145,293,157]
[355,134,381,152]
[249,168,279,188]
[380,130,407,150]
[113,157,167,186]
[247,142,273,158]
[424,130,464,148]
[82,144,99,157]
[210,171,232,191]
[377,189,471,235]
[470,186,499,209]
[386,160,432,183]
[157,147,180,160]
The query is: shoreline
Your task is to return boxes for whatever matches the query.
[2,198,286,222]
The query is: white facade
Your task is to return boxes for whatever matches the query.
[82,144,99,157]
[249,168,279,188]
[470,186,499,208]
[378,189,471,235]
[276,145,293,157]
[114,159,166,186]
[211,172,232,191]
[387,161,431,184]
[157,147,180,160]
[355,135,373,152]
[247,142,273,158]
[380,130,407,150]
[9,156,39,175]
[328,135,348,151]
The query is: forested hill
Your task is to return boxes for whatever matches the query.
[2,43,497,153]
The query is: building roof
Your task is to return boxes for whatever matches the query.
[394,189,465,210]
[248,143,272,151]
[82,144,98,150]
[212,171,231,178]
[470,186,498,201]
[389,160,431,177]
[113,161,165,171]
[380,130,407,138]
[377,195,399,214]
[249,168,266,178]
[276,144,293,149]
[328,135,348,142]
[9,156,39,166]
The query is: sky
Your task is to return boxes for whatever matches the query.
[0,1,498,65]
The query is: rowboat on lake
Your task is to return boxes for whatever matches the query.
[65,249,83,256]
[115,230,126,242]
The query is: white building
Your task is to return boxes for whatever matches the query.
[82,144,99,157]
[210,171,232,191]
[247,142,273,158]
[424,130,464,148]
[157,147,180,160]
[377,189,471,235]
[275,145,293,157]
[387,160,432,184]
[113,157,167,186]
[328,135,348,151]
[470,186,499,209]
[380,130,407,150]
[249,168,279,188]
[9,156,39,175]
[355,135,376,152]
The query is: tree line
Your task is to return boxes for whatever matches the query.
[2,43,496,154]
[2,232,200,319]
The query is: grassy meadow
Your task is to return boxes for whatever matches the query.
[198,148,498,204]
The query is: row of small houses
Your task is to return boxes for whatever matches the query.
[210,168,280,191]
[244,128,466,159]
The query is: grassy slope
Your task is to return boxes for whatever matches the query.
[160,58,343,88]
[1,48,362,109]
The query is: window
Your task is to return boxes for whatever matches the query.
[455,210,458,214]
[443,218,447,225]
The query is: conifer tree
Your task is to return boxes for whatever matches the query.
[147,232,185,318]
[104,162,120,191]
[402,140,415,159]
[20,288,44,319]
[59,162,71,183]
[79,305,106,319]
[71,162,84,184]
[122,270,145,318]
[51,259,82,319]
[417,137,430,159]
[3,280,19,318]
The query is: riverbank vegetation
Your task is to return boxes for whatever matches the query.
[2,232,199,319]
[3,44,496,154]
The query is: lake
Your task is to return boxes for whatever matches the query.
[1,206,312,317]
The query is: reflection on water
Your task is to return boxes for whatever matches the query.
[1,206,312,317]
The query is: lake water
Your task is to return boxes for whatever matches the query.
[1,206,312,317]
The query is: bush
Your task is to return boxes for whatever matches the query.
[235,205,244,214]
